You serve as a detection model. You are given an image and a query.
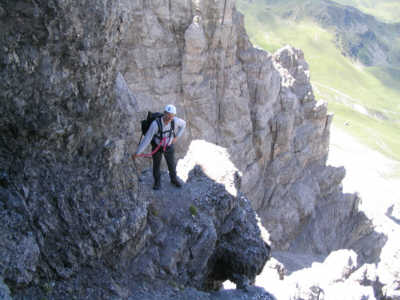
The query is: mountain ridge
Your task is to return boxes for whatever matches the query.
[258,0,400,67]
[332,0,400,24]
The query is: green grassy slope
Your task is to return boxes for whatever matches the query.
[237,0,400,165]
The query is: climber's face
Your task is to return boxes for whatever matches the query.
[164,112,175,123]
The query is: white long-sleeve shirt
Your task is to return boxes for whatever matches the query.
[136,116,186,155]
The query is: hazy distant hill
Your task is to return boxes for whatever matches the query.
[258,0,400,67]
[332,0,400,24]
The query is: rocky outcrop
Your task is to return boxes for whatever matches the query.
[7,141,271,299]
[128,158,270,292]
[117,0,382,257]
[0,0,387,299]
[1,0,131,289]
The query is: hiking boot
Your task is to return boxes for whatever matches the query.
[171,179,182,188]
[153,181,161,190]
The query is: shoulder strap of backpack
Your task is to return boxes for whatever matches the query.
[155,116,163,139]
[171,119,175,137]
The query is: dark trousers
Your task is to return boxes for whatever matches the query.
[152,144,177,184]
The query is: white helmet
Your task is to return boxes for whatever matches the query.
[164,104,176,115]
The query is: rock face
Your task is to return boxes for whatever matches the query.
[0,0,388,299]
[1,1,147,293]
[0,277,12,300]
[8,142,271,299]
[116,0,383,259]
[129,159,270,292]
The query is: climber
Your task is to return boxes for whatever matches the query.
[132,104,186,190]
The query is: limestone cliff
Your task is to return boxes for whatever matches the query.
[0,0,387,299]
[116,0,383,257]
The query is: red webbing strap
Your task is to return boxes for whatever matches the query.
[136,137,168,158]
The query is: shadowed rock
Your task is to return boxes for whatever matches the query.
[7,152,271,299]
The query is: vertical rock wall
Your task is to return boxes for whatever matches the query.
[0,0,147,289]
[118,0,380,257]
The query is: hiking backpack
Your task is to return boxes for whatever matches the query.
[140,111,175,144]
